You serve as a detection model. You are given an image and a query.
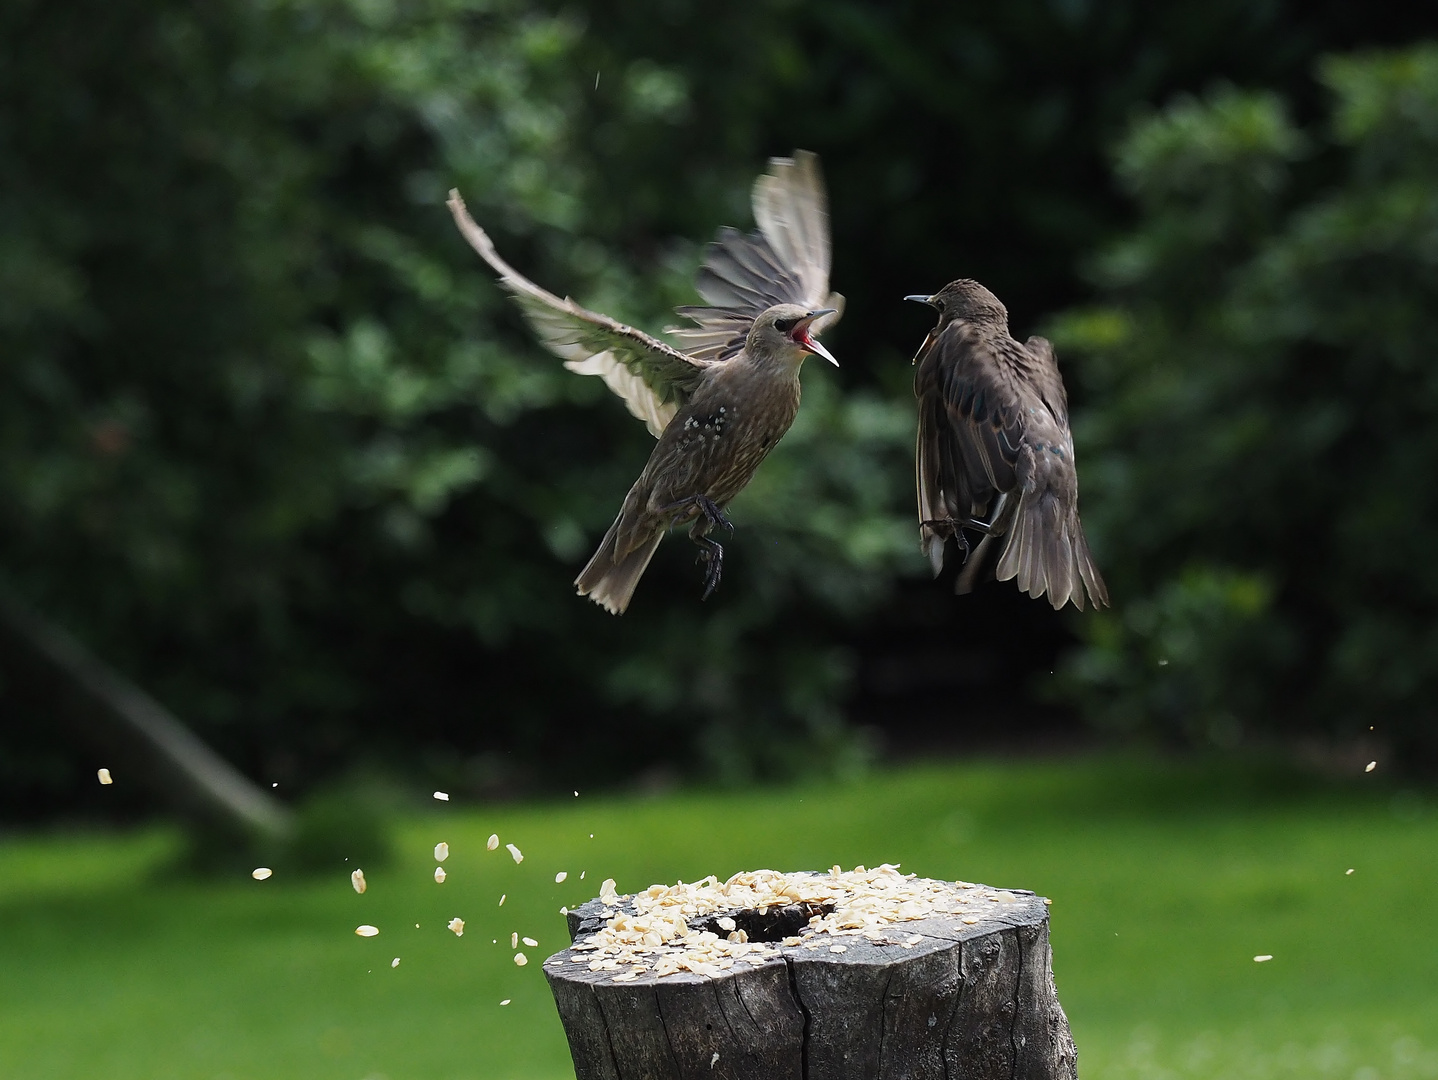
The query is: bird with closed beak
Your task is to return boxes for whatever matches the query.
[907,279,1107,610]
[448,152,841,614]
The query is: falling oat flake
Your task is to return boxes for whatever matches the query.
[351,869,367,895]
[555,871,568,883]
[251,867,273,881]
[97,768,113,785]
[507,843,524,864]
[1254,954,1273,962]
[500,999,511,1006]
[1346,868,1355,875]
[434,867,447,884]
[391,957,401,968]
[487,834,499,851]
[523,936,538,947]
[511,932,518,949]
[514,952,528,966]
[434,791,450,801]
[434,842,449,862]
[499,894,506,906]
[1365,761,1377,773]
[355,925,380,937]
[448,917,465,937]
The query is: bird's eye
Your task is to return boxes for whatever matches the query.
[774,317,797,333]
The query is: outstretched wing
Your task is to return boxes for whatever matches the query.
[668,151,844,362]
[448,190,711,437]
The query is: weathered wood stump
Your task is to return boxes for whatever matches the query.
[543,869,1077,1080]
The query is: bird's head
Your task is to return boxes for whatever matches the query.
[905,279,1008,326]
[749,304,839,367]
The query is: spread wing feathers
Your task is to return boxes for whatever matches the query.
[448,190,710,438]
[667,150,844,362]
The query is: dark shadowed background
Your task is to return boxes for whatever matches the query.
[3,0,1436,824]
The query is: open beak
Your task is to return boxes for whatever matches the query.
[904,293,937,307]
[793,308,839,366]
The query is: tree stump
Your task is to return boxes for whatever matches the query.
[542,869,1077,1080]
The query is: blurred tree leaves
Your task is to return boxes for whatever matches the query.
[3,0,1435,808]
[0,0,919,801]
[1057,46,1438,769]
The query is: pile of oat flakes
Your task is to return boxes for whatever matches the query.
[548,865,1032,983]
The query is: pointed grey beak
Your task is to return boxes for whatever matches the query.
[904,294,937,307]
[795,309,839,367]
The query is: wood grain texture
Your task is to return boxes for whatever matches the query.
[545,884,1077,1080]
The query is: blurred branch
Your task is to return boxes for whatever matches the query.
[0,590,291,838]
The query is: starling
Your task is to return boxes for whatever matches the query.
[907,280,1107,610]
[448,152,842,614]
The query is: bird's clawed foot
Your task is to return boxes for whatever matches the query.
[921,518,973,564]
[694,536,725,600]
[695,495,734,534]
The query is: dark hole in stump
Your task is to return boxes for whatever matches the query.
[688,901,833,942]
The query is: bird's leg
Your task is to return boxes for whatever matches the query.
[657,494,734,533]
[920,517,971,563]
[687,517,725,600]
[695,495,734,534]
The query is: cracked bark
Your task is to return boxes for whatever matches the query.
[545,886,1077,1080]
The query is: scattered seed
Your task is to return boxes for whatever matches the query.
[351,869,367,894]
[499,894,506,906]
[1345,868,1355,875]
[97,768,113,785]
[500,999,511,1006]
[448,917,465,937]
[1254,954,1273,962]
[555,871,568,883]
[434,842,449,862]
[829,945,847,953]
[507,843,524,864]
[355,925,379,937]
[580,871,586,880]
[434,867,447,884]
[434,791,450,801]
[711,1052,720,1068]
[523,936,538,947]
[251,867,273,881]
[560,906,568,915]
[716,916,736,932]
[391,957,400,968]
[487,834,499,851]
[514,952,528,966]
[1365,761,1377,773]
[511,932,519,949]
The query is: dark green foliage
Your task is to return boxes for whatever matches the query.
[1057,47,1438,768]
[2,0,1434,807]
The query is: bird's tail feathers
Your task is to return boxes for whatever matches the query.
[993,493,1107,610]
[574,516,666,616]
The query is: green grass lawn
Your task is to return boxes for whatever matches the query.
[1,754,1435,1079]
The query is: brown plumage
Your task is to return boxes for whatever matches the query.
[575,305,833,613]
[908,280,1107,611]
[447,152,841,613]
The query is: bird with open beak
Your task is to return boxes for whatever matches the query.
[906,279,1107,611]
[449,152,842,613]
